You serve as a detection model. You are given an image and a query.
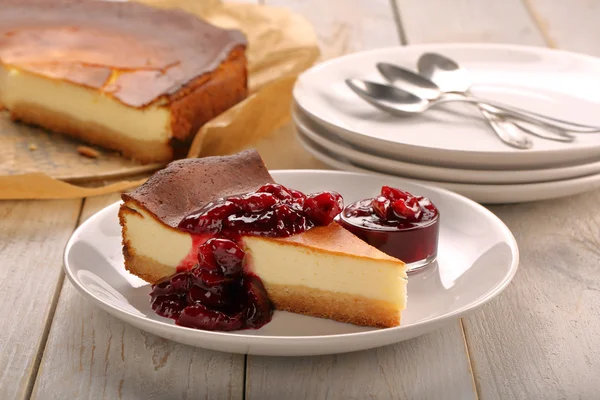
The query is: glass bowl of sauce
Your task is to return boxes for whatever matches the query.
[337,186,440,273]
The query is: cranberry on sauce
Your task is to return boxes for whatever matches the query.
[178,304,245,331]
[303,191,344,226]
[206,238,244,277]
[337,186,439,272]
[151,183,345,331]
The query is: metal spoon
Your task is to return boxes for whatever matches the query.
[376,62,574,143]
[414,54,575,141]
[416,52,599,133]
[372,64,532,148]
[345,78,597,134]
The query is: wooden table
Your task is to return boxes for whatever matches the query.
[2,1,599,399]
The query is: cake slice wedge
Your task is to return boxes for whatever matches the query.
[119,150,407,329]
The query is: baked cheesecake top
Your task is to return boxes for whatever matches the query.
[0,0,246,107]
[123,149,274,228]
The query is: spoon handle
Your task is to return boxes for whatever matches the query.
[437,93,600,133]
[479,107,533,149]
[511,120,576,143]
[478,104,576,143]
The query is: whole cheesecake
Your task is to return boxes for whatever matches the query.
[0,0,247,163]
[119,150,408,329]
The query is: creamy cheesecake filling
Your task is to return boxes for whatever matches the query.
[124,205,407,307]
[124,204,192,267]
[243,236,407,306]
[0,66,171,142]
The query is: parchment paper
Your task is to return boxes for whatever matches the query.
[0,0,319,200]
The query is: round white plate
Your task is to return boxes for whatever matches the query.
[297,131,600,204]
[294,43,600,170]
[64,170,518,356]
[293,105,600,184]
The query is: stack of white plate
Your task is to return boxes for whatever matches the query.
[292,43,600,203]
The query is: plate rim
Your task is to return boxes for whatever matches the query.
[293,42,600,166]
[297,131,600,194]
[292,106,600,184]
[299,42,600,82]
[63,169,520,344]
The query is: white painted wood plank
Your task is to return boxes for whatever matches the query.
[31,194,245,400]
[395,0,600,398]
[395,0,545,45]
[265,0,399,60]
[217,0,312,170]
[525,0,600,55]
[247,324,476,400]
[253,0,401,171]
[0,199,81,400]
[247,1,477,399]
[475,194,600,399]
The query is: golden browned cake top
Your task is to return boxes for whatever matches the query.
[0,0,246,107]
[252,223,403,263]
[123,150,274,228]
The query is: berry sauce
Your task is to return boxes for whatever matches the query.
[149,183,344,331]
[337,186,439,269]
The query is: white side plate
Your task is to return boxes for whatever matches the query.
[293,106,600,184]
[64,170,518,356]
[294,43,600,169]
[297,132,600,204]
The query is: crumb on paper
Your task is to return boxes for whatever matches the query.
[28,144,38,151]
[77,145,101,159]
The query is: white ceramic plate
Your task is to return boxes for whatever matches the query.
[294,43,600,170]
[297,132,600,204]
[64,171,518,356]
[293,105,600,184]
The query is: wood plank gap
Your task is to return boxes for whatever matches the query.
[243,354,249,400]
[521,0,557,48]
[390,0,408,45]
[23,198,86,400]
[459,318,479,400]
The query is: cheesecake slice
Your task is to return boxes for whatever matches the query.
[243,225,406,328]
[0,0,247,163]
[119,150,407,329]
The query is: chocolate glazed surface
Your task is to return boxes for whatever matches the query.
[0,0,247,107]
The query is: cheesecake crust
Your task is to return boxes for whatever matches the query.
[167,46,247,144]
[264,283,401,328]
[10,102,173,163]
[123,253,176,285]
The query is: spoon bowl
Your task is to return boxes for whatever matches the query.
[345,77,576,144]
[376,63,441,101]
[417,53,472,94]
[417,52,576,141]
[345,78,429,115]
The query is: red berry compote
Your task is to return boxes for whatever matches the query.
[337,186,439,273]
[149,183,344,331]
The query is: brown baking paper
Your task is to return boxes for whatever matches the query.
[0,173,148,200]
[0,0,319,200]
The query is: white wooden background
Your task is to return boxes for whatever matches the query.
[1,0,599,399]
